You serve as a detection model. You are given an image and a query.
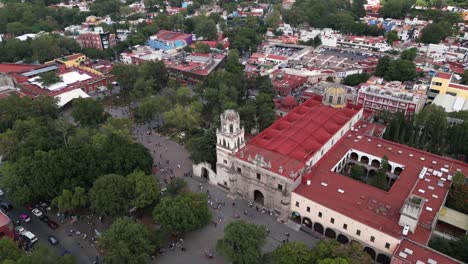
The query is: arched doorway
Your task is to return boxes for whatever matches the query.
[350,152,358,161]
[371,159,381,168]
[394,167,403,175]
[364,247,376,260]
[201,167,209,180]
[360,156,369,164]
[387,164,392,172]
[254,190,264,206]
[325,228,336,239]
[337,234,349,244]
[291,211,301,224]
[377,254,391,264]
[302,217,312,229]
[313,223,324,234]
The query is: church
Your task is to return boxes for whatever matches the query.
[193,87,467,264]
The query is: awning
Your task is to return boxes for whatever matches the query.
[54,89,90,107]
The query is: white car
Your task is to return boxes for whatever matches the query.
[31,208,43,217]
[0,188,4,197]
[15,226,27,235]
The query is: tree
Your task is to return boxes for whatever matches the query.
[39,72,63,86]
[269,241,312,264]
[217,220,267,264]
[71,98,108,126]
[195,17,217,40]
[138,60,169,93]
[265,10,281,30]
[187,128,216,165]
[429,235,468,263]
[134,96,171,122]
[420,22,449,44]
[375,56,391,77]
[31,35,63,63]
[166,177,188,196]
[342,73,370,86]
[110,64,139,94]
[126,170,160,209]
[386,30,399,44]
[460,70,468,85]
[14,245,75,263]
[400,48,417,61]
[0,237,21,262]
[52,189,73,213]
[384,59,417,82]
[371,156,389,190]
[310,240,372,264]
[99,217,154,264]
[350,165,365,181]
[447,172,468,213]
[164,101,202,132]
[194,42,211,53]
[176,87,193,106]
[351,0,366,18]
[326,76,335,82]
[153,193,210,235]
[89,174,131,217]
[71,187,87,210]
[379,0,415,18]
[225,50,245,75]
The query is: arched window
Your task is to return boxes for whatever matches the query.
[223,139,226,147]
[230,124,234,133]
[328,95,333,104]
[337,96,342,104]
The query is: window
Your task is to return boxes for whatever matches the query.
[343,224,347,230]
[356,230,361,236]
[328,95,333,103]
[318,212,322,218]
[431,81,442,86]
[337,97,342,104]
[295,201,299,207]
[237,167,242,173]
[223,160,227,164]
[370,236,375,242]
[224,181,227,186]
[278,184,283,191]
[256,173,261,180]
[306,206,310,212]
[330,218,335,224]
[385,243,390,249]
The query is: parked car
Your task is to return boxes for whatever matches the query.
[22,231,38,244]
[31,208,43,217]
[47,219,59,229]
[15,226,26,235]
[0,188,4,197]
[39,215,49,223]
[0,201,13,211]
[19,213,31,223]
[48,235,58,246]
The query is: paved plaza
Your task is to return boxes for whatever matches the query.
[106,105,321,264]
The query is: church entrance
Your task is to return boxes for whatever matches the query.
[201,167,209,180]
[254,190,264,206]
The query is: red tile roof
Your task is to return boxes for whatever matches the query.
[235,99,361,179]
[296,127,468,244]
[391,239,461,264]
[0,211,10,227]
[435,72,452,79]
[448,83,468,91]
[155,30,192,41]
[0,63,41,74]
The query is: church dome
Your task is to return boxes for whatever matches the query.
[323,86,346,108]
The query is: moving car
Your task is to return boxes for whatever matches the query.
[31,208,43,217]
[15,226,27,235]
[48,235,58,246]
[19,213,31,223]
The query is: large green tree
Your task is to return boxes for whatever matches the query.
[0,237,21,262]
[371,156,389,190]
[127,170,160,209]
[269,241,313,264]
[195,17,218,40]
[186,128,216,165]
[217,220,267,264]
[71,98,108,127]
[89,174,132,217]
[99,217,154,264]
[153,192,211,235]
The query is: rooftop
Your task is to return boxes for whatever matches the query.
[235,98,361,179]
[392,239,461,264]
[295,125,468,244]
[154,30,192,42]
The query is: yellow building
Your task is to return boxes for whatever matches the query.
[429,72,468,100]
[46,54,87,68]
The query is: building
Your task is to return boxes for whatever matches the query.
[77,31,116,50]
[163,53,226,83]
[270,69,308,96]
[0,211,14,239]
[193,86,467,264]
[147,30,193,51]
[338,36,392,52]
[120,45,168,65]
[432,94,468,113]
[357,78,427,116]
[429,72,468,100]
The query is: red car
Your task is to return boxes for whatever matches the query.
[47,219,59,229]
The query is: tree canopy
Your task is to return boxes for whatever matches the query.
[99,217,155,264]
[217,220,267,264]
[153,192,211,235]
[72,98,108,127]
[89,174,132,217]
